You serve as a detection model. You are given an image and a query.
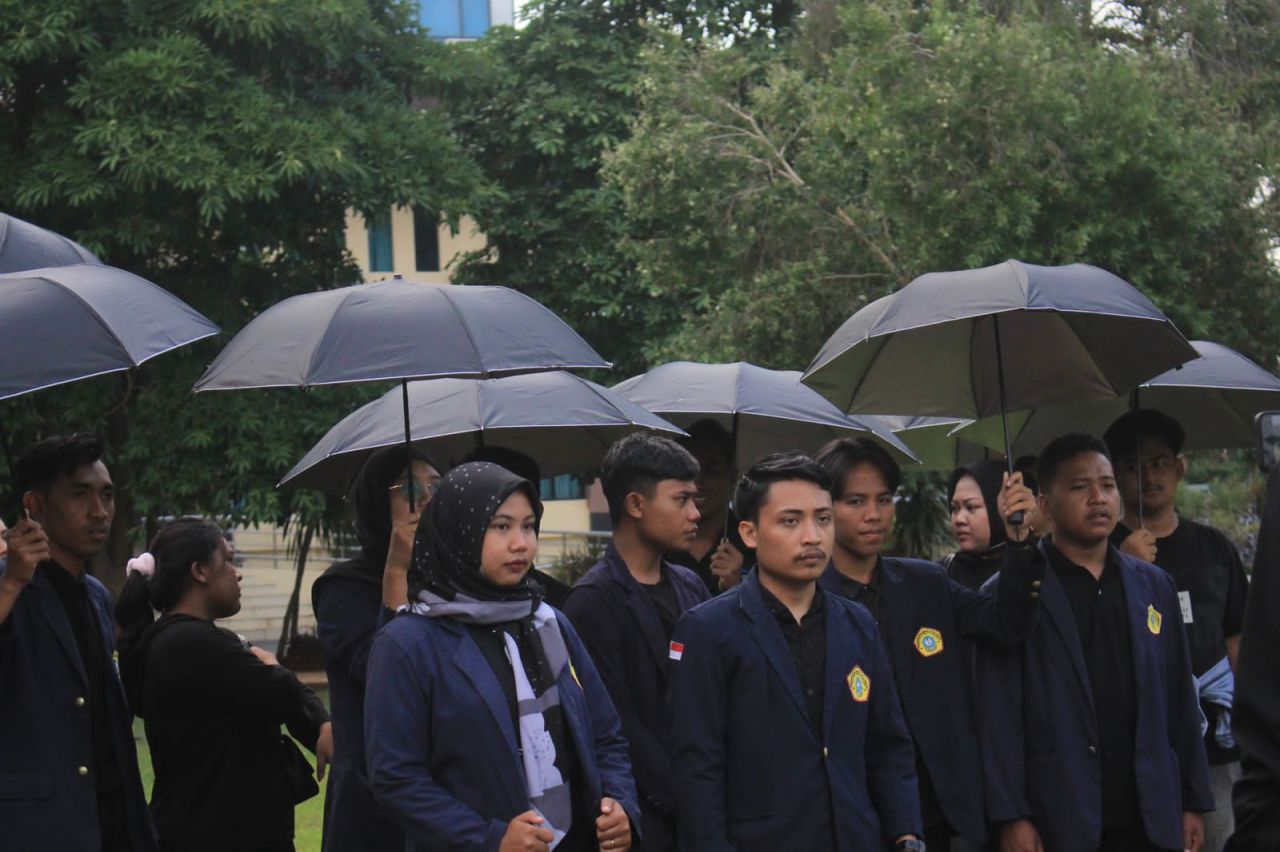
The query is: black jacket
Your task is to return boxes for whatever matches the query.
[124,614,329,852]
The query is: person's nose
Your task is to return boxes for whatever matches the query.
[687,501,701,523]
[88,494,108,520]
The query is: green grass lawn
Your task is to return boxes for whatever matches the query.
[132,689,328,852]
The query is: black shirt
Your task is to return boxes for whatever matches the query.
[758,583,827,732]
[641,570,681,640]
[832,563,888,649]
[1046,544,1140,829]
[43,563,130,851]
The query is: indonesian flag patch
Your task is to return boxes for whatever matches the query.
[669,641,685,661]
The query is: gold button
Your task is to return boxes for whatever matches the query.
[823,747,829,759]
[77,766,88,777]
[1030,592,1040,600]
[75,696,86,707]
[1032,580,1043,589]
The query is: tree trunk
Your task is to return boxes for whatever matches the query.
[276,521,315,657]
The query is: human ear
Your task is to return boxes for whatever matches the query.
[738,519,758,550]
[624,491,645,521]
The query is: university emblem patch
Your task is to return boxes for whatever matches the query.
[1147,604,1162,635]
[914,627,944,657]
[847,666,871,703]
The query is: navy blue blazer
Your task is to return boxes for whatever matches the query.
[975,542,1213,852]
[0,562,155,852]
[562,543,709,848]
[819,554,1041,845]
[311,568,402,852]
[364,608,641,851]
[668,569,921,851]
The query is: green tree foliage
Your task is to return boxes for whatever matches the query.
[0,0,483,585]
[605,0,1280,372]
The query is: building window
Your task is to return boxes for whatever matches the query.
[541,475,584,501]
[413,206,440,272]
[419,0,490,39]
[367,214,393,272]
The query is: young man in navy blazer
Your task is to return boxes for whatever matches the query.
[976,433,1212,852]
[668,452,923,852]
[0,435,155,852]
[815,437,1042,851]
[564,433,710,851]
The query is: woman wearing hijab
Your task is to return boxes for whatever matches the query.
[944,459,1009,591]
[312,447,442,852]
[117,519,332,852]
[364,462,639,852]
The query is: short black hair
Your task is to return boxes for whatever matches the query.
[815,437,901,496]
[1038,434,1111,492]
[1104,409,1186,459]
[15,433,105,494]
[735,452,834,523]
[600,433,700,525]
[679,419,734,465]
[465,446,541,486]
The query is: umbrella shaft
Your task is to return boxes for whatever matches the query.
[402,380,415,513]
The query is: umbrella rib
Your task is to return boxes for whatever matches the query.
[28,273,135,361]
[301,288,356,387]
[441,289,488,377]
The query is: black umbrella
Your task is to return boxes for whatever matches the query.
[873,415,997,471]
[281,371,686,493]
[195,276,610,509]
[0,264,220,402]
[612,361,917,470]
[802,260,1198,523]
[958,340,1280,456]
[0,213,99,273]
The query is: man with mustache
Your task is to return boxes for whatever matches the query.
[815,437,1042,851]
[0,434,155,852]
[668,452,923,851]
[1104,410,1248,852]
[564,433,710,851]
[976,434,1211,852]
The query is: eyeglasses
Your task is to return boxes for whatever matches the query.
[389,477,440,504]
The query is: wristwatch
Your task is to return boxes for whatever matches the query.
[893,839,926,852]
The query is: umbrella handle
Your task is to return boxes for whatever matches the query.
[992,315,1025,528]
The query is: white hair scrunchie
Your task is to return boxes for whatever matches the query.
[126,552,156,579]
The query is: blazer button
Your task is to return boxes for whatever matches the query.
[77,766,89,777]
[1030,592,1040,600]
[1031,580,1043,589]
[75,696,86,707]
[1087,745,1098,756]
[823,747,829,759]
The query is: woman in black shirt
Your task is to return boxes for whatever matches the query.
[117,519,332,852]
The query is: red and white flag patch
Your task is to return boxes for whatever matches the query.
[668,641,685,661]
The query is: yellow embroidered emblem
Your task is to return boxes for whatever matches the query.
[914,627,944,657]
[1147,604,1162,635]
[847,666,871,703]
[569,663,583,690]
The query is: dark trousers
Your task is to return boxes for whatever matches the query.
[1099,824,1174,852]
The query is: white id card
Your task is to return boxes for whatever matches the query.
[1178,590,1193,624]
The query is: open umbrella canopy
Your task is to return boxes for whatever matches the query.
[873,414,998,470]
[194,276,609,391]
[281,371,685,492]
[802,260,1199,420]
[612,361,918,468]
[0,264,219,401]
[958,340,1280,455]
[0,213,99,273]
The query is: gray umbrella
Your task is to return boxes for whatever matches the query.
[0,264,220,401]
[281,371,685,493]
[874,414,997,471]
[193,276,608,390]
[0,213,100,273]
[802,260,1197,523]
[958,340,1280,455]
[612,361,918,470]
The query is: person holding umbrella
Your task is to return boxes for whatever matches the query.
[0,434,155,852]
[666,420,749,594]
[364,462,638,852]
[669,452,923,851]
[1105,410,1249,852]
[311,445,442,852]
[563,433,710,851]
[975,434,1211,852]
[814,438,1042,851]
